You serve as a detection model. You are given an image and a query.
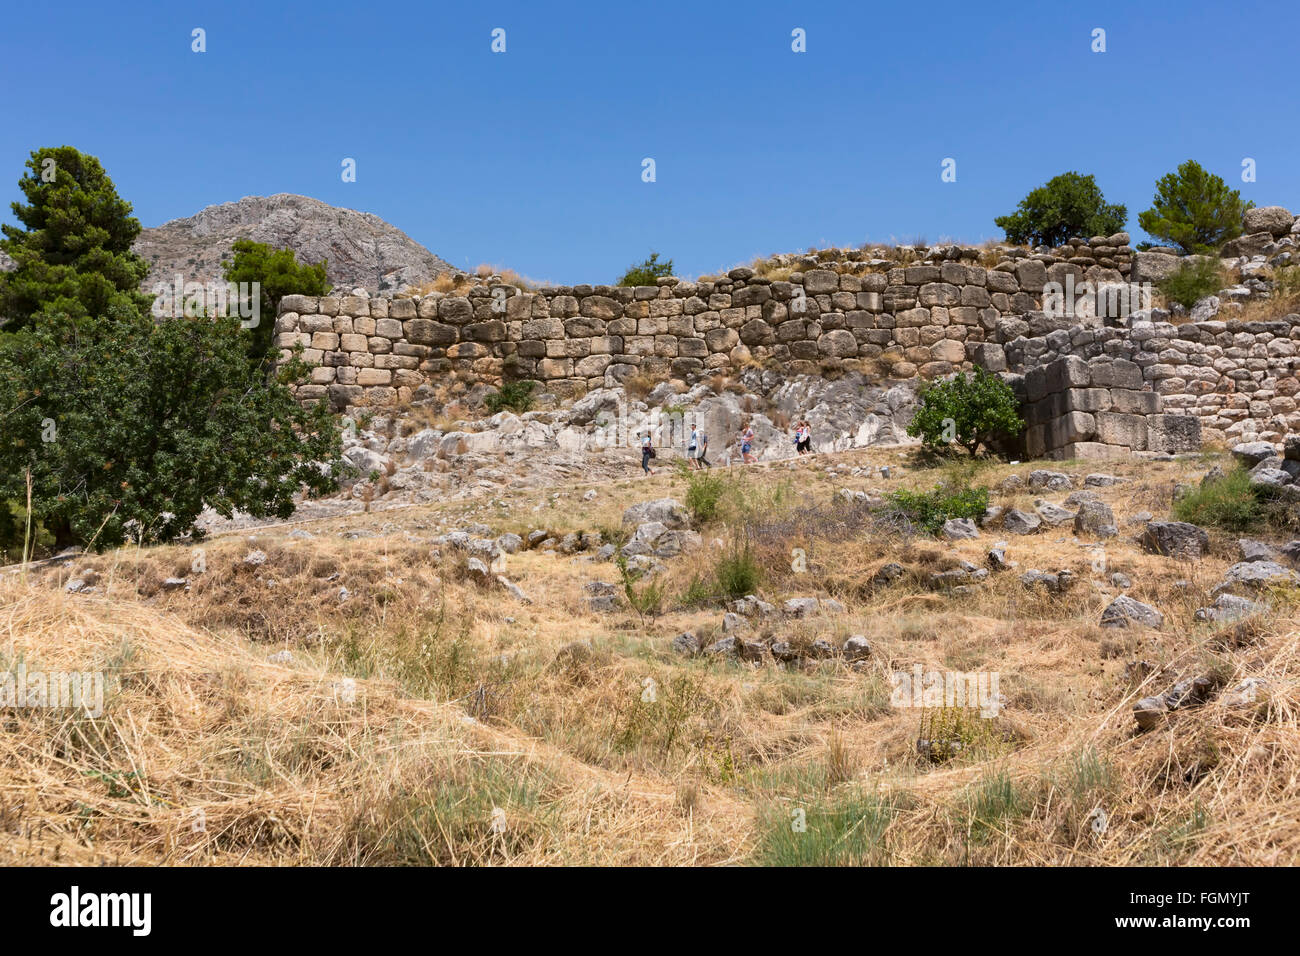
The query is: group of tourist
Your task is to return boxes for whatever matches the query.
[637,419,815,476]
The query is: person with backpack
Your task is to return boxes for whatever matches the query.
[640,430,655,476]
[696,426,711,469]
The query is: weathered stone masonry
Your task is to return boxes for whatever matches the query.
[275,229,1300,452]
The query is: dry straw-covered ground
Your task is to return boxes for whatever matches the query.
[1,445,1296,865]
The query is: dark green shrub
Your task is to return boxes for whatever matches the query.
[714,536,762,600]
[680,465,729,523]
[0,311,342,553]
[484,379,537,414]
[906,367,1024,457]
[994,171,1127,247]
[1159,257,1226,308]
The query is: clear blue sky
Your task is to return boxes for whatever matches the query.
[2,0,1296,285]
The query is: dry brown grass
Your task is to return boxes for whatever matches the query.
[2,447,1297,865]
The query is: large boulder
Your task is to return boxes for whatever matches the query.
[1073,499,1117,538]
[1243,205,1294,238]
[1141,521,1210,560]
[1101,595,1164,629]
[621,498,690,530]
[1002,509,1042,535]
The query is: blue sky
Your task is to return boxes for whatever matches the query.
[2,0,1296,285]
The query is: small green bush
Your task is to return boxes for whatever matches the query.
[680,465,729,523]
[1158,257,1225,309]
[884,483,990,535]
[617,252,673,287]
[714,536,762,600]
[484,379,537,414]
[906,367,1024,457]
[616,555,665,622]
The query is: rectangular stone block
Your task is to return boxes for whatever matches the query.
[1096,411,1147,450]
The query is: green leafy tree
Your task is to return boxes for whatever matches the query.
[906,367,1024,457]
[0,309,343,553]
[617,251,674,287]
[994,172,1127,247]
[0,146,153,332]
[1137,160,1253,254]
[222,238,331,366]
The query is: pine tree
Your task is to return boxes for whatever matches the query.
[0,146,153,331]
[1137,160,1252,254]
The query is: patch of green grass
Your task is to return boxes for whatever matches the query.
[883,482,989,535]
[962,769,1028,844]
[754,791,903,866]
[1172,465,1296,534]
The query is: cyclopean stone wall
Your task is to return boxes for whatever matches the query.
[273,228,1300,452]
[1003,316,1300,446]
[1016,355,1203,460]
[274,233,1136,409]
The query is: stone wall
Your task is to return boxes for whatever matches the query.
[1004,317,1300,446]
[1019,355,1202,460]
[274,234,1136,412]
[273,227,1300,452]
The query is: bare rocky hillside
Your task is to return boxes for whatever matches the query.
[134,193,454,295]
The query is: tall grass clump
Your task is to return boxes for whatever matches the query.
[1171,465,1291,533]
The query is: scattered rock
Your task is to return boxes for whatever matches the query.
[1028,469,1074,491]
[671,632,703,656]
[1237,539,1277,563]
[1221,677,1274,712]
[621,498,690,530]
[161,577,188,592]
[1002,509,1042,535]
[1213,560,1300,595]
[1133,675,1214,730]
[497,576,531,603]
[722,612,751,633]
[1101,595,1163,629]
[495,533,523,554]
[1141,521,1209,560]
[1194,593,1266,623]
[842,635,871,662]
[872,562,906,587]
[942,518,980,540]
[1021,569,1073,593]
[782,597,822,618]
[1073,499,1117,538]
[243,550,268,567]
[1034,500,1075,527]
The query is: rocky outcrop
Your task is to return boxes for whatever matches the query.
[135,193,453,295]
